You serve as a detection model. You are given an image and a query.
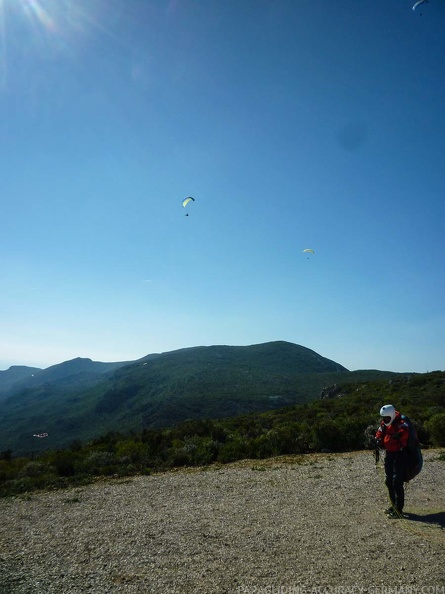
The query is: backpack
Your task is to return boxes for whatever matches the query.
[401,414,423,482]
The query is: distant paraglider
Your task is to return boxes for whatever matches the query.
[182,196,195,216]
[412,0,428,13]
[303,248,315,260]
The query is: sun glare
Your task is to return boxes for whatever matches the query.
[0,0,114,89]
[23,0,56,32]
[0,0,61,89]
[1,0,57,34]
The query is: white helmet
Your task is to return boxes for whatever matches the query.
[380,404,396,426]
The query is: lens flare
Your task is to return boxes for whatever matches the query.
[23,0,56,33]
[0,0,117,89]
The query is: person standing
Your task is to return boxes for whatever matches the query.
[375,404,409,518]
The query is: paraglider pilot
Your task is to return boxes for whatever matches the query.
[375,404,409,518]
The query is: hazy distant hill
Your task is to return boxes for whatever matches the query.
[0,366,42,396]
[0,341,402,455]
[0,357,133,402]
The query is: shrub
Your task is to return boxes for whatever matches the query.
[115,440,148,464]
[218,438,248,463]
[250,433,279,459]
[18,462,49,478]
[294,422,314,453]
[364,424,378,450]
[340,419,369,450]
[190,437,220,465]
[83,451,116,474]
[313,419,339,451]
[425,413,445,446]
[49,452,80,477]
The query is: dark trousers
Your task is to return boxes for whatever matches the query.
[384,450,408,511]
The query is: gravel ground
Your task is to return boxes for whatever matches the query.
[0,449,444,594]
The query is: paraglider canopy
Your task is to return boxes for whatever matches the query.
[182,196,195,208]
[412,0,428,11]
[303,248,315,254]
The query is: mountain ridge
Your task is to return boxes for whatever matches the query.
[0,342,347,400]
[0,341,404,456]
[0,357,133,400]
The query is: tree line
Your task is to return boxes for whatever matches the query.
[1,372,444,496]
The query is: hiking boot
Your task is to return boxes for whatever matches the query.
[387,508,404,519]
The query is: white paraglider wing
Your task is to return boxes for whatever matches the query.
[182,197,195,208]
[412,0,428,11]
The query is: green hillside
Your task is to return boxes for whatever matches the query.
[1,370,444,497]
[0,342,402,456]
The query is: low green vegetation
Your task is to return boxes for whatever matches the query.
[0,342,401,456]
[1,371,444,496]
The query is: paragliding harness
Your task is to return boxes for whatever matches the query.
[400,414,423,482]
[376,414,423,482]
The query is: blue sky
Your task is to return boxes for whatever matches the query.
[1,0,444,373]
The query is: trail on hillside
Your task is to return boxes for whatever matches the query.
[1,450,444,593]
